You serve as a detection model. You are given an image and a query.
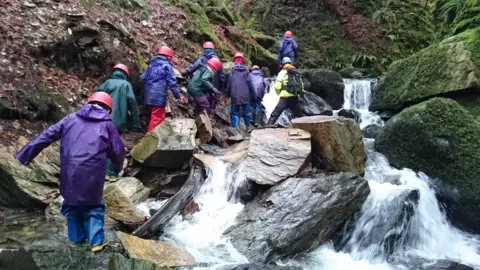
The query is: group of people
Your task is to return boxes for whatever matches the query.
[13,30,301,253]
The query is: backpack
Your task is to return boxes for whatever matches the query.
[285,69,302,95]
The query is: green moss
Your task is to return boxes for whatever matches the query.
[137,55,148,73]
[375,97,480,203]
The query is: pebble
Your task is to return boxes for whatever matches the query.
[23,1,36,8]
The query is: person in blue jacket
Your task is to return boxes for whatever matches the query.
[182,41,225,116]
[278,31,298,65]
[15,92,125,253]
[142,46,187,133]
[249,65,268,126]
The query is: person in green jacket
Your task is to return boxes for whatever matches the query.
[187,58,223,115]
[96,64,141,178]
[96,64,142,133]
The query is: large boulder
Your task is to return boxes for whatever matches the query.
[117,232,195,267]
[224,172,370,263]
[299,91,333,116]
[0,140,60,209]
[131,119,197,169]
[292,116,366,173]
[244,128,311,185]
[301,69,345,109]
[370,27,480,112]
[375,98,480,233]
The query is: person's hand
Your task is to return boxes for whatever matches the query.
[212,88,221,95]
[178,96,187,104]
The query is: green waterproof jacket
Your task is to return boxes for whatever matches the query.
[97,71,141,133]
[187,65,216,97]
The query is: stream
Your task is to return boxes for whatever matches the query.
[137,79,480,270]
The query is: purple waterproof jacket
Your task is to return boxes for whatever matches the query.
[227,64,256,105]
[142,56,181,107]
[278,37,298,63]
[184,52,226,91]
[15,104,125,206]
[249,70,267,102]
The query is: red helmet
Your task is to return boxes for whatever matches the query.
[203,42,215,50]
[157,46,174,59]
[250,65,260,71]
[113,63,129,76]
[88,92,113,111]
[234,52,244,60]
[285,31,293,38]
[207,57,223,71]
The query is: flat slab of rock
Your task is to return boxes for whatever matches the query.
[131,119,197,169]
[117,232,195,267]
[244,128,311,185]
[224,172,370,263]
[293,116,366,173]
[195,114,213,144]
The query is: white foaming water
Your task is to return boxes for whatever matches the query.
[263,80,280,120]
[137,79,480,269]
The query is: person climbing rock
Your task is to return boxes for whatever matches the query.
[14,92,125,253]
[96,63,142,133]
[267,57,304,125]
[142,46,187,133]
[249,65,268,127]
[278,31,298,66]
[226,52,256,128]
[187,57,223,115]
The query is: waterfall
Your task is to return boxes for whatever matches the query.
[137,79,480,270]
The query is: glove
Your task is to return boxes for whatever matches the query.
[212,88,221,95]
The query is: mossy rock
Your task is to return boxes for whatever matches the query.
[248,30,276,49]
[375,97,480,233]
[301,69,345,109]
[370,27,480,111]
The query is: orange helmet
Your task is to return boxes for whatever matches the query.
[203,42,215,50]
[113,63,129,76]
[207,57,223,71]
[88,92,113,111]
[157,46,174,59]
[284,31,293,38]
[234,52,244,60]
[250,65,260,71]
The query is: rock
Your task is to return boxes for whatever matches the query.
[375,98,480,233]
[108,253,170,270]
[337,108,360,123]
[339,67,374,79]
[292,116,366,173]
[0,142,60,209]
[194,153,217,168]
[180,200,200,216]
[370,27,480,112]
[301,69,345,109]
[212,127,229,148]
[23,1,36,8]
[103,178,149,225]
[299,91,333,116]
[224,172,370,263]
[244,128,311,185]
[217,264,303,270]
[221,140,250,164]
[131,119,197,169]
[135,169,189,199]
[0,248,40,270]
[117,232,195,267]
[362,124,382,139]
[195,114,213,144]
[45,196,64,223]
[391,257,474,270]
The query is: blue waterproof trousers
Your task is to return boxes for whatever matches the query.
[230,104,251,127]
[60,202,105,246]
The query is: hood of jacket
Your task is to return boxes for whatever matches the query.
[250,70,264,77]
[149,56,170,67]
[232,64,248,73]
[110,70,128,80]
[76,104,112,121]
[282,64,295,70]
[283,37,294,43]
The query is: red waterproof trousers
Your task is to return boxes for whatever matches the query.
[147,106,166,133]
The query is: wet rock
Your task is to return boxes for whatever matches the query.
[217,264,303,270]
[212,127,229,148]
[0,141,60,209]
[375,98,480,233]
[339,67,372,79]
[195,114,213,144]
[224,172,370,263]
[0,248,40,270]
[301,69,345,109]
[135,169,189,199]
[194,154,217,168]
[244,128,311,185]
[180,200,200,216]
[108,253,170,270]
[337,108,360,124]
[117,232,195,267]
[299,91,333,116]
[362,124,382,139]
[131,119,197,169]
[221,140,250,164]
[23,1,36,8]
[292,116,366,173]
[45,196,64,223]
[392,257,474,270]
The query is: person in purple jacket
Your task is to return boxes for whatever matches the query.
[226,52,257,128]
[249,65,268,127]
[14,92,125,253]
[278,31,298,66]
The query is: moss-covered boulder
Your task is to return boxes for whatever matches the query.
[370,27,480,111]
[301,69,345,109]
[375,97,480,233]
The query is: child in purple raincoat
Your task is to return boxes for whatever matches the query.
[15,92,125,252]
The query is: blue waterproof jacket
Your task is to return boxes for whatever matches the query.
[227,64,256,105]
[15,104,125,205]
[184,52,225,91]
[249,70,267,102]
[142,56,181,107]
[278,37,299,63]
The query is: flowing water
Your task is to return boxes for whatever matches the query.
[137,79,480,269]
